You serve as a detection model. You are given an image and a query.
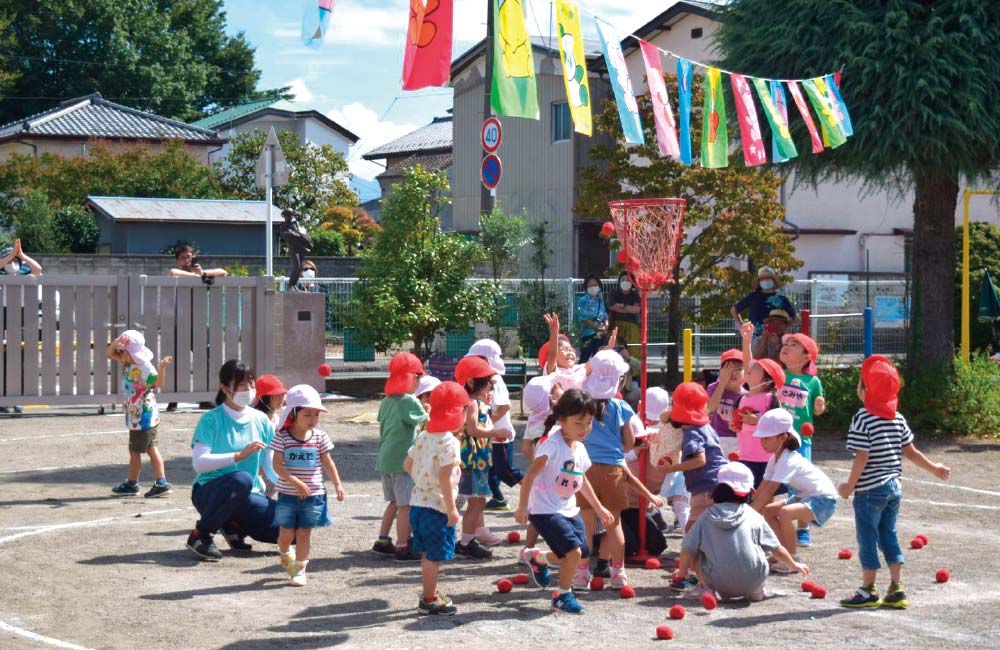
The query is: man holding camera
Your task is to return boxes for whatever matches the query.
[169,243,229,283]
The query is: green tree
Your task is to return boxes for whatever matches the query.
[717,0,1000,374]
[955,222,1000,353]
[578,79,800,380]
[0,9,19,99]
[1,0,287,124]
[11,190,60,253]
[214,129,357,230]
[309,228,347,257]
[479,206,527,344]
[516,220,567,356]
[347,166,497,358]
[53,206,100,253]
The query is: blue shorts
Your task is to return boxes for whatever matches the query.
[788,494,837,527]
[410,505,456,562]
[273,493,331,529]
[529,512,590,560]
[458,468,492,497]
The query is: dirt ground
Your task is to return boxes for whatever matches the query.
[1,401,999,650]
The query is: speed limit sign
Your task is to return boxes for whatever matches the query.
[481,117,502,153]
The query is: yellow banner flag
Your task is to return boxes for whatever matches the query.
[554,0,591,136]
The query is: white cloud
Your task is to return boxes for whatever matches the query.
[328,102,419,180]
[286,78,314,103]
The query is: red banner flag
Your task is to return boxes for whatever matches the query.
[786,80,823,154]
[401,0,453,91]
[730,73,766,166]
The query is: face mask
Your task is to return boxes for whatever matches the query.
[231,388,256,408]
[620,281,632,291]
[759,279,775,291]
[302,269,316,279]
[587,286,600,297]
[5,262,19,274]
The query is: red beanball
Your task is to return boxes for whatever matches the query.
[601,221,616,238]
[911,537,925,549]
[656,625,674,640]
[701,592,718,610]
[512,574,530,585]
[936,568,951,583]
[620,585,636,599]
[669,604,686,619]
[916,534,929,546]
[496,578,513,593]
[645,558,661,570]
[507,531,521,544]
[590,576,605,591]
[838,548,853,560]
[801,580,817,593]
[728,452,740,462]
[810,585,828,599]
[317,363,332,377]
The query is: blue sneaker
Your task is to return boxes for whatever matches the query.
[551,591,585,614]
[797,528,812,547]
[668,576,698,592]
[528,555,551,589]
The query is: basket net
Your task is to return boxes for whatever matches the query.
[608,198,686,292]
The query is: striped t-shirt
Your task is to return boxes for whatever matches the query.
[269,428,333,496]
[846,408,914,492]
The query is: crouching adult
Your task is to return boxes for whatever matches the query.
[186,359,280,561]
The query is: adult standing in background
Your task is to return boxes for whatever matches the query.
[731,267,797,342]
[607,271,641,353]
[169,243,229,280]
[1,238,42,414]
[576,275,609,363]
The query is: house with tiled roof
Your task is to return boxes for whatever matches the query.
[0,93,223,164]
[362,115,454,228]
[193,98,359,165]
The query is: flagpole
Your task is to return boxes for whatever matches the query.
[481,0,495,216]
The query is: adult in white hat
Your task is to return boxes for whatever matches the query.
[730,266,797,342]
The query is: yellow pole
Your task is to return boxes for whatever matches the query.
[962,189,971,361]
[683,328,693,382]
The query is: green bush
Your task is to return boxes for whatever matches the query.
[12,189,60,252]
[816,365,862,432]
[941,355,1000,437]
[309,227,346,257]
[53,206,99,253]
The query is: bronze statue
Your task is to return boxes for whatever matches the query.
[279,208,312,287]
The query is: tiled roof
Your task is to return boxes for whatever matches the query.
[193,98,360,143]
[191,98,280,129]
[86,196,278,224]
[376,152,453,180]
[362,116,452,160]
[0,93,220,143]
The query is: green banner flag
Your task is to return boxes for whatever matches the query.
[751,77,798,161]
[701,67,728,168]
[801,77,847,148]
[491,0,539,120]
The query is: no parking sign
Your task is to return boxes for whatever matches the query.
[481,154,502,190]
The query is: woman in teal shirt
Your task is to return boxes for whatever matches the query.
[577,275,609,363]
[186,360,280,561]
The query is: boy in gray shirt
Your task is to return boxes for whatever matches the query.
[673,462,809,601]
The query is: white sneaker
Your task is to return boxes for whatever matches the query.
[289,561,308,586]
[610,569,629,589]
[770,561,794,575]
[518,547,531,565]
[476,528,503,547]
[572,570,592,591]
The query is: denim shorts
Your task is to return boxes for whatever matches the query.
[529,512,590,559]
[788,494,837,527]
[410,505,456,562]
[273,493,331,529]
[458,468,492,497]
[853,478,904,571]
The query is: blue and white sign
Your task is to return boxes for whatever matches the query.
[481,154,502,190]
[481,117,502,153]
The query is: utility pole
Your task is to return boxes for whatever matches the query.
[480,0,496,217]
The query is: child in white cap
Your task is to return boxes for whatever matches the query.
[270,384,345,586]
[107,330,173,497]
[643,387,690,534]
[675,461,809,602]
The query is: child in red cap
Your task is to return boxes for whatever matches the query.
[706,348,746,458]
[838,355,951,610]
[736,323,786,488]
[404,381,467,615]
[373,352,428,561]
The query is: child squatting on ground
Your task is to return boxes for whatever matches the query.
[515,389,614,614]
[676,462,809,602]
[837,355,951,609]
[108,330,174,498]
[270,384,345,586]
[403,381,467,615]
[373,352,428,562]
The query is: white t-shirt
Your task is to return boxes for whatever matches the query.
[763,449,837,500]
[528,428,592,518]
[408,431,461,514]
[491,376,515,440]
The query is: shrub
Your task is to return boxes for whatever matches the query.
[309,228,346,257]
[942,354,1000,437]
[53,206,99,253]
[816,365,862,433]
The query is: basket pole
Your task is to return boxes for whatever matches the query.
[628,286,652,563]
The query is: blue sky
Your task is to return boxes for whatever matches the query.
[220,1,675,181]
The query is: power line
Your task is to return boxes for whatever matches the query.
[7,54,254,76]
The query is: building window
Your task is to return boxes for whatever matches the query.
[903,234,913,274]
[691,27,703,39]
[552,102,571,143]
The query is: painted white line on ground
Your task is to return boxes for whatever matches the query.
[826,466,1000,498]
[907,498,1000,512]
[0,620,95,650]
[0,427,188,444]
[0,464,92,475]
[0,508,191,545]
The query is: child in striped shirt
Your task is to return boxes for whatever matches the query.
[838,356,950,609]
[270,385,345,586]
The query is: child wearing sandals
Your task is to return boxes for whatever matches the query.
[751,408,838,574]
[515,389,613,614]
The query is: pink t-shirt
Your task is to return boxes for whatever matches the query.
[735,391,775,462]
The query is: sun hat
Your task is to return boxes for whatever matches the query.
[415,375,441,398]
[255,374,288,398]
[629,413,649,439]
[454,355,497,387]
[279,384,328,430]
[717,462,755,497]
[523,374,558,415]
[427,381,471,432]
[644,386,671,422]
[467,339,505,374]
[782,333,819,376]
[537,334,573,371]
[117,329,154,365]
[861,355,900,419]
[751,266,781,291]
[765,309,790,322]
[384,351,425,395]
[753,408,802,446]
[720,349,743,365]
[753,358,786,390]
[669,382,710,426]
[583,349,629,400]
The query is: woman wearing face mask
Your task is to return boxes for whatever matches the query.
[576,275,609,363]
[186,359,280,561]
[730,267,797,344]
[1,239,41,414]
[294,260,322,292]
[608,272,641,354]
